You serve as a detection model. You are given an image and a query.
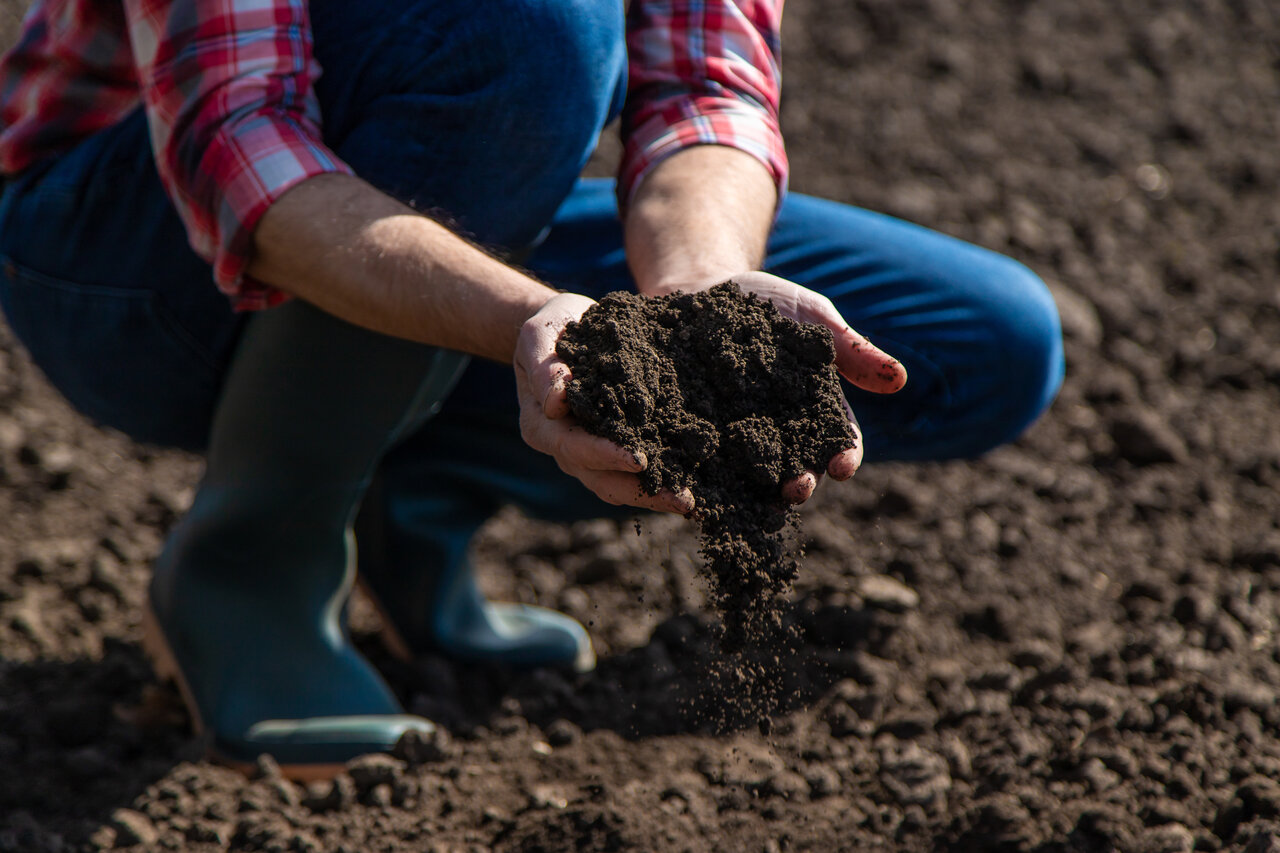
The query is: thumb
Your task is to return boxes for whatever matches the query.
[834,326,907,394]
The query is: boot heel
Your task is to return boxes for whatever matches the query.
[141,601,206,735]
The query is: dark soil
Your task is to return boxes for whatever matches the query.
[557,281,854,647]
[4,1,1280,851]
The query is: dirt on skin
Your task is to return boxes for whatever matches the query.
[557,281,854,649]
[4,0,1280,852]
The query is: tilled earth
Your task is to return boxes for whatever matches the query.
[2,0,1280,851]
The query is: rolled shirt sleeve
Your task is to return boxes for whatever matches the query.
[124,0,351,309]
[620,0,788,209]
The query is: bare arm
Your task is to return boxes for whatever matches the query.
[247,172,691,514]
[247,173,557,364]
[624,145,777,296]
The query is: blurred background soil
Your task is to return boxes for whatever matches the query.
[1,0,1279,851]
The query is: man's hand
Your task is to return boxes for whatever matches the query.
[730,271,908,504]
[514,293,696,515]
[623,147,907,507]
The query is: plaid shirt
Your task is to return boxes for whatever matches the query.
[0,0,786,309]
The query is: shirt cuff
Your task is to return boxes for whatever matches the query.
[618,95,789,212]
[191,113,352,311]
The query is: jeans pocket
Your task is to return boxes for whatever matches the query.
[0,257,225,450]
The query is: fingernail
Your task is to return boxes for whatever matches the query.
[675,489,695,514]
[630,450,647,471]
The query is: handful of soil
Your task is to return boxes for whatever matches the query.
[556,281,855,645]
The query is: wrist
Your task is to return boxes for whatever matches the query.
[623,147,775,298]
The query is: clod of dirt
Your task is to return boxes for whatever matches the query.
[556,280,855,645]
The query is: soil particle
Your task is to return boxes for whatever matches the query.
[107,808,157,848]
[878,741,951,809]
[857,573,920,612]
[1109,406,1189,465]
[1245,830,1280,853]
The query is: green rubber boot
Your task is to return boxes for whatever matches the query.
[146,299,467,777]
[355,457,597,673]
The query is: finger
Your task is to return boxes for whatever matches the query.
[833,326,908,394]
[516,294,595,418]
[520,313,566,389]
[658,487,696,515]
[765,282,908,394]
[827,446,861,481]
[782,471,818,504]
[580,470,694,514]
[542,363,572,419]
[556,424,647,473]
[518,380,644,473]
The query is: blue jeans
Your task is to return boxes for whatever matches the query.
[0,0,1063,524]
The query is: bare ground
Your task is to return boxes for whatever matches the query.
[2,1,1280,851]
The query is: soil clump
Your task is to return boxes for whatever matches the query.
[556,280,854,647]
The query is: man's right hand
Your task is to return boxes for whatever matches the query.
[514,293,696,515]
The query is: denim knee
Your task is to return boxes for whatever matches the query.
[314,0,626,250]
[967,258,1065,453]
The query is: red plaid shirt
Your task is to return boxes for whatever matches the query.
[0,0,786,309]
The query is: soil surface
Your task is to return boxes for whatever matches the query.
[4,1,1280,852]
[557,281,853,648]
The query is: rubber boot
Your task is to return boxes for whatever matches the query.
[355,412,597,673]
[146,299,468,777]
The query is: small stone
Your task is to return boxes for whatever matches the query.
[1245,831,1280,853]
[301,777,354,813]
[545,719,581,747]
[1109,408,1186,466]
[391,778,419,808]
[1239,777,1280,817]
[392,726,453,765]
[109,809,158,848]
[1079,757,1122,793]
[347,753,403,792]
[230,814,290,851]
[1141,823,1194,853]
[184,822,229,846]
[529,785,569,810]
[879,743,951,808]
[1011,640,1059,670]
[857,574,919,612]
[251,753,282,780]
[801,764,840,798]
[764,771,810,800]
[88,825,116,850]
[364,783,393,808]
[267,778,300,808]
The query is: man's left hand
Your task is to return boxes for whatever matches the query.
[711,270,908,504]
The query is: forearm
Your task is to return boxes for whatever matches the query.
[249,173,557,363]
[624,145,779,296]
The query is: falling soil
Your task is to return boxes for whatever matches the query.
[556,280,854,649]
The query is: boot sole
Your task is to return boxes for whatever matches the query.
[140,600,348,783]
